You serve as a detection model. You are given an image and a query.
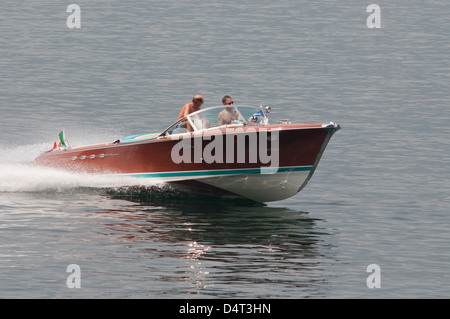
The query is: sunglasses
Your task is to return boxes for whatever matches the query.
[225,101,234,105]
[194,99,204,103]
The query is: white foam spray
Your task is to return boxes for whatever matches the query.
[0,142,160,193]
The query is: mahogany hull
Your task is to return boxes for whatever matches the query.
[34,123,340,202]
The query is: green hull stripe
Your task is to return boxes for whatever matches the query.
[124,166,313,179]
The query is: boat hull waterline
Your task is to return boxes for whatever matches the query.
[34,106,340,202]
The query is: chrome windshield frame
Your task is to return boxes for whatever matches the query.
[159,105,263,137]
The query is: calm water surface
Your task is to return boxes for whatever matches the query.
[0,0,449,298]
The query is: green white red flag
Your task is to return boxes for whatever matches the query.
[52,130,68,151]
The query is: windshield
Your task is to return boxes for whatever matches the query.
[235,106,265,124]
[161,105,264,136]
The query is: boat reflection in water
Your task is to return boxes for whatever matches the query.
[84,190,336,298]
[35,105,340,203]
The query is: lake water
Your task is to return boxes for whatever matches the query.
[0,0,449,299]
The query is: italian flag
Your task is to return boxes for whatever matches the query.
[52,130,68,151]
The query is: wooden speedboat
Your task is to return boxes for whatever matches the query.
[34,105,340,202]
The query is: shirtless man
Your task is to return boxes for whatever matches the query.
[177,95,204,120]
[217,95,238,125]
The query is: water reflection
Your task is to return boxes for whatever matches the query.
[81,187,336,297]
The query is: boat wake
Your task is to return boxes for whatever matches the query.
[0,143,258,205]
[0,143,162,194]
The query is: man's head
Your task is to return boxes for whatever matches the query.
[192,95,204,106]
[222,95,233,105]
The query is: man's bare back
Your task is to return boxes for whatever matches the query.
[177,95,204,120]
